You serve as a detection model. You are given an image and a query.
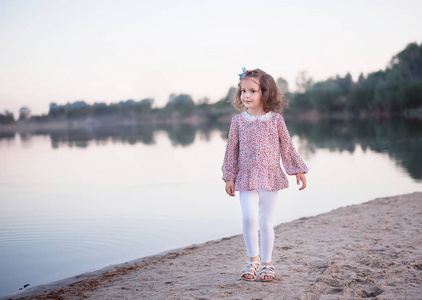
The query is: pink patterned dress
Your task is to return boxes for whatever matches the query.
[222,111,308,191]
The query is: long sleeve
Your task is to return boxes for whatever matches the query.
[222,116,239,182]
[278,115,309,175]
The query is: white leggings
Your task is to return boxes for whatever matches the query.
[239,189,278,263]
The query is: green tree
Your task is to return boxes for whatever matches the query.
[390,42,422,81]
[288,93,312,112]
[0,110,15,124]
[135,98,154,114]
[165,93,195,116]
[308,78,342,112]
[92,102,109,116]
[65,101,92,119]
[348,73,368,113]
[48,103,66,119]
[19,107,31,121]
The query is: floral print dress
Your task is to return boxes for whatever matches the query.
[222,111,308,192]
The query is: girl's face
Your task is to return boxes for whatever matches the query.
[240,77,263,112]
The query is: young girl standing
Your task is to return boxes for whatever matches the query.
[222,68,308,282]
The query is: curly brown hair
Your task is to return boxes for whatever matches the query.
[230,68,286,113]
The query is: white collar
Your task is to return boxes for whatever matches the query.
[241,111,273,122]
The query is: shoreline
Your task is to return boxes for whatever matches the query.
[3,192,421,300]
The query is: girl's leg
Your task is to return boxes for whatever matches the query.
[257,189,279,264]
[239,190,260,260]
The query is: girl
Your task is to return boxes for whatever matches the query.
[222,68,308,282]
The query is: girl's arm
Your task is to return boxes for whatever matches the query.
[222,117,239,191]
[278,115,309,180]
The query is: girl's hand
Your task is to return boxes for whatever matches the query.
[225,181,235,196]
[296,173,307,191]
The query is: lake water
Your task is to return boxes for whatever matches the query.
[0,118,421,296]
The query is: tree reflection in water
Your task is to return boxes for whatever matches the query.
[286,118,422,182]
[1,118,421,181]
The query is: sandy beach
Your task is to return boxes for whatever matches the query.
[4,192,421,300]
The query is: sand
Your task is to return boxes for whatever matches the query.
[4,192,421,300]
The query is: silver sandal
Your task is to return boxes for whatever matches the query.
[258,264,275,282]
[240,261,260,281]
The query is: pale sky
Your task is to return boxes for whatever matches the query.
[1,0,421,115]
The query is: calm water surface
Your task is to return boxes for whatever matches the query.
[0,119,421,296]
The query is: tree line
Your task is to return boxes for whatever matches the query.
[288,42,422,116]
[0,88,238,124]
[1,42,421,125]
